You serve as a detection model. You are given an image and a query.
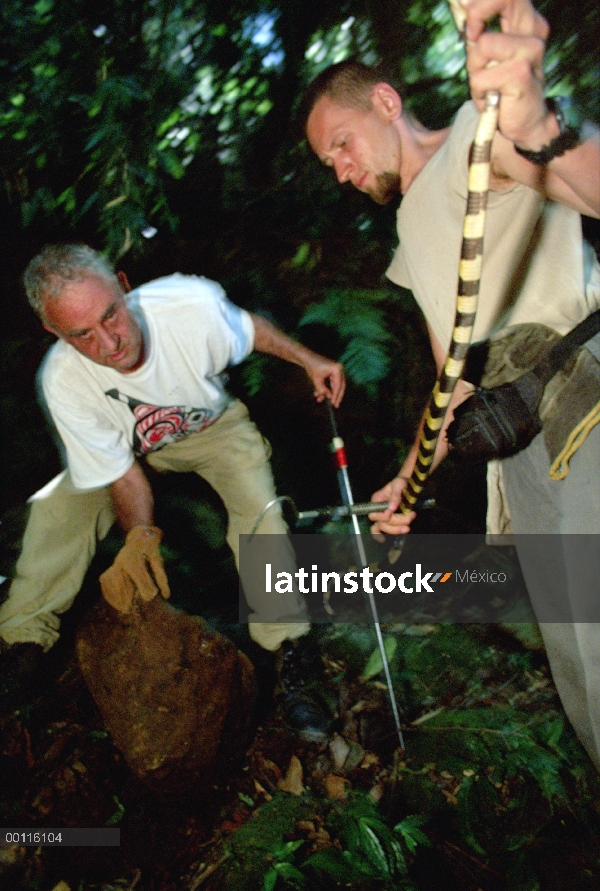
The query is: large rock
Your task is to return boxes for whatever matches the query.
[76,596,257,799]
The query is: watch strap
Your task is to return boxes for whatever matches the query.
[514,97,581,166]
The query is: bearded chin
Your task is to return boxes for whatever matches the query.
[372,172,401,205]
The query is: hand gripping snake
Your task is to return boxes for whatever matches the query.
[399,1,500,516]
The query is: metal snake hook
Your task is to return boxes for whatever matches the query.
[325,399,405,751]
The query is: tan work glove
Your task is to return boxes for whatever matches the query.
[100,525,170,613]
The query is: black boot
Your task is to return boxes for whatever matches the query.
[276,636,334,743]
[0,641,47,701]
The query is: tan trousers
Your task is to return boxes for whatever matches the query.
[0,400,309,652]
[503,424,600,772]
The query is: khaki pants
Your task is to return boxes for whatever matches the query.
[503,423,600,771]
[0,400,309,652]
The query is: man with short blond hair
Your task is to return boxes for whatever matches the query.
[303,0,600,768]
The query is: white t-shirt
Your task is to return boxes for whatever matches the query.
[41,273,255,490]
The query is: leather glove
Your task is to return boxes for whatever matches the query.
[100,525,170,613]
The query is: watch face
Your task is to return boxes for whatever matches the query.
[551,96,583,132]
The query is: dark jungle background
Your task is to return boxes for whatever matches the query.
[1,2,599,890]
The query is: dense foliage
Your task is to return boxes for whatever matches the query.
[1,0,598,258]
[0,4,599,889]
[1,0,598,512]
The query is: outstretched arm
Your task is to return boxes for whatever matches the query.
[369,325,473,536]
[250,312,346,407]
[110,460,155,532]
[463,0,600,217]
[101,461,170,611]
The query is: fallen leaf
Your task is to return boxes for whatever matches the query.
[350,700,368,713]
[278,755,304,796]
[297,819,332,847]
[323,774,348,799]
[329,735,350,772]
[251,753,283,791]
[254,779,273,801]
[344,740,365,771]
[369,782,384,802]
[360,752,379,769]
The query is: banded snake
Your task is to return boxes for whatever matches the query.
[398,1,500,517]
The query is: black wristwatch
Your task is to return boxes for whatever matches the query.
[514,96,581,165]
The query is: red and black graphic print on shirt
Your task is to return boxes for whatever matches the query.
[105,389,217,456]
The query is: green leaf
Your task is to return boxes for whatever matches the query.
[358,820,390,876]
[105,795,125,827]
[157,109,181,137]
[57,186,75,213]
[545,716,565,751]
[263,867,279,891]
[34,0,54,15]
[77,191,99,219]
[388,837,407,874]
[241,352,273,397]
[273,839,304,860]
[84,128,109,151]
[361,636,397,681]
[456,775,488,855]
[289,242,311,268]
[274,861,305,881]
[256,99,273,116]
[394,814,430,855]
[160,149,185,179]
[303,847,351,881]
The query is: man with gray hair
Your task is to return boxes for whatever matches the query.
[0,243,346,739]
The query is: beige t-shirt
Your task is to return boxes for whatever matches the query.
[387,102,600,352]
[386,101,600,534]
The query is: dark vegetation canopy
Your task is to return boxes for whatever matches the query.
[0,0,598,508]
[1,2,599,890]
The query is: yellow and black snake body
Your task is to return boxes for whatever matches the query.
[400,5,500,514]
